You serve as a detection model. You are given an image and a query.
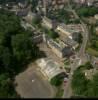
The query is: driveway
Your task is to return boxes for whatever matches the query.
[15,63,56,98]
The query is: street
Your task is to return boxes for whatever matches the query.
[63,0,89,98]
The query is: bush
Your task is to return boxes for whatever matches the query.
[77,7,98,17]
[50,75,63,86]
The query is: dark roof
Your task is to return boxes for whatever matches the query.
[16,9,29,17]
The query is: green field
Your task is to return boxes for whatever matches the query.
[86,48,98,57]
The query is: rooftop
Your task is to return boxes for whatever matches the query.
[58,23,83,34]
[47,38,68,51]
[36,58,65,80]
[42,16,52,24]
[62,37,78,47]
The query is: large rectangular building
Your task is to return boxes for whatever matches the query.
[44,35,73,58]
[36,58,65,81]
[56,23,83,39]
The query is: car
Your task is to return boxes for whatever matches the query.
[64,77,68,83]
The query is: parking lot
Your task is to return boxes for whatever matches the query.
[15,63,56,98]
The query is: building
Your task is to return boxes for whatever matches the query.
[23,12,37,24]
[56,23,83,39]
[84,68,97,80]
[36,58,66,81]
[44,35,73,58]
[37,0,68,15]
[17,0,28,8]
[73,0,86,4]
[95,27,98,35]
[86,0,94,6]
[73,0,95,6]
[93,0,98,7]
[42,17,56,29]
[61,37,79,50]
[32,32,43,44]
[49,0,68,10]
[94,14,98,20]
[16,9,29,17]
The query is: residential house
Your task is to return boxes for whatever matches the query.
[42,17,56,29]
[16,9,29,17]
[94,14,98,20]
[95,27,98,35]
[32,32,43,44]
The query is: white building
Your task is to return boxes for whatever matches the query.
[36,58,65,81]
[94,14,98,20]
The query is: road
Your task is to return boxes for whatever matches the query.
[63,1,89,98]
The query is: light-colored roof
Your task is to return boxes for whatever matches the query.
[36,58,64,80]
[57,23,83,36]
[63,37,78,47]
[94,14,98,19]
[42,17,52,23]
[47,38,68,51]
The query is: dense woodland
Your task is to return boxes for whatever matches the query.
[0,9,40,98]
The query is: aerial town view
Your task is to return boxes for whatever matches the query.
[0,0,98,98]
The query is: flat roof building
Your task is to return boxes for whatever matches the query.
[56,23,83,39]
[44,35,73,58]
[36,58,65,81]
[42,17,53,29]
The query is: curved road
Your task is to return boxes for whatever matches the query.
[63,1,89,98]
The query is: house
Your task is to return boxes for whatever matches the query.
[16,9,29,17]
[37,0,68,15]
[42,17,57,29]
[17,0,28,8]
[93,0,98,7]
[23,12,37,24]
[36,58,66,81]
[94,14,98,20]
[95,27,98,35]
[56,23,83,39]
[42,17,53,29]
[50,0,68,10]
[32,32,43,44]
[73,0,95,6]
[84,69,97,80]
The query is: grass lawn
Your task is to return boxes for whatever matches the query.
[55,88,64,98]
[86,48,98,57]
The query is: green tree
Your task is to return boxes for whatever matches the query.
[11,32,39,64]
[50,75,63,86]
[0,73,19,98]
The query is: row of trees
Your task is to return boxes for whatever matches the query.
[0,9,40,98]
[71,62,98,97]
[76,7,98,17]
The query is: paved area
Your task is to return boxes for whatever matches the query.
[15,63,56,98]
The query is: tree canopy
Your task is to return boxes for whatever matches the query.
[0,9,40,97]
[71,62,98,97]
[77,7,98,17]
